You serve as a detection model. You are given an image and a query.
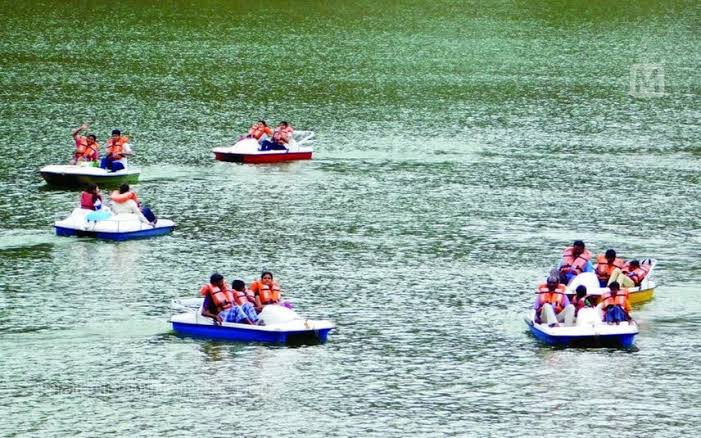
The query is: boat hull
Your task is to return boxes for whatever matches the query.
[527,323,637,348]
[628,287,654,305]
[171,321,331,344]
[55,225,175,241]
[214,151,312,164]
[40,166,140,188]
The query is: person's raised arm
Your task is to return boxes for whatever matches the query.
[71,123,89,140]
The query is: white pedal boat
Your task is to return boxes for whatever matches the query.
[170,298,335,344]
[40,164,140,188]
[54,208,175,241]
[213,131,315,164]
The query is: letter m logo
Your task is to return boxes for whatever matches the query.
[630,63,665,98]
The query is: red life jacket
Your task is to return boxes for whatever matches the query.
[560,247,593,274]
[80,191,101,210]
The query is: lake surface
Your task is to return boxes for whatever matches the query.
[0,1,699,436]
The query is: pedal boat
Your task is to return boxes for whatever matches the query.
[170,299,335,344]
[525,307,638,348]
[213,131,314,164]
[54,208,175,241]
[567,259,657,306]
[40,163,140,188]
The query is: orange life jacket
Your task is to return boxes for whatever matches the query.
[252,280,281,305]
[601,293,628,308]
[200,283,234,313]
[249,125,273,140]
[106,136,129,156]
[536,283,566,313]
[595,255,625,279]
[110,191,139,205]
[560,247,592,274]
[231,289,250,306]
[625,265,649,285]
[75,136,100,161]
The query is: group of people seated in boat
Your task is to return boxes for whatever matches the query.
[80,183,157,225]
[199,271,287,325]
[241,120,294,151]
[70,123,133,172]
[533,240,651,327]
[558,240,650,288]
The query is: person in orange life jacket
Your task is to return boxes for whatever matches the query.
[110,183,157,225]
[260,121,293,151]
[225,279,260,324]
[608,259,648,288]
[594,248,625,287]
[244,120,274,143]
[250,271,282,312]
[599,281,632,324]
[70,123,100,164]
[559,240,594,284]
[100,129,133,172]
[534,275,575,327]
[571,285,594,316]
[80,183,103,210]
[200,273,233,325]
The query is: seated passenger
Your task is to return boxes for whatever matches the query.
[246,120,273,143]
[608,259,649,288]
[200,273,235,326]
[250,271,282,312]
[70,123,100,164]
[599,281,632,324]
[534,275,575,327]
[100,129,133,172]
[227,279,259,324]
[594,249,625,287]
[259,121,293,151]
[80,183,103,210]
[559,240,593,284]
[571,285,594,317]
[110,183,157,225]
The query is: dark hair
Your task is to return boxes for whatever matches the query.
[87,134,97,141]
[231,279,245,291]
[576,285,587,296]
[546,275,558,285]
[629,259,640,268]
[609,281,620,290]
[258,120,267,126]
[118,183,129,194]
[261,271,273,280]
[210,273,224,284]
[279,121,289,127]
[605,249,616,259]
[111,129,121,136]
[573,240,585,247]
[86,183,98,193]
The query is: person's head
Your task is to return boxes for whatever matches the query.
[111,129,121,138]
[605,249,617,262]
[118,183,130,194]
[573,240,585,256]
[86,183,98,194]
[576,285,587,298]
[210,273,224,286]
[609,281,620,295]
[546,275,559,291]
[628,259,640,269]
[261,271,273,284]
[279,121,289,128]
[87,134,97,144]
[231,279,245,291]
[258,120,267,127]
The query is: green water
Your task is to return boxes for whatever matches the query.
[1,1,699,436]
